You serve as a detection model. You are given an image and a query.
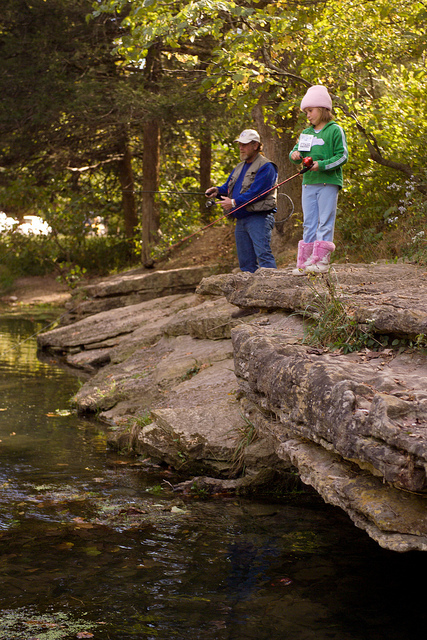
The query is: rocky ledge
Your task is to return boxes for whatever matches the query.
[37,262,427,552]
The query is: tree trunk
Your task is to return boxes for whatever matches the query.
[141,119,161,267]
[117,142,138,238]
[252,102,302,261]
[199,124,212,221]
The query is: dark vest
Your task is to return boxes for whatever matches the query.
[227,154,277,212]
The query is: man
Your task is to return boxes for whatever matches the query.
[205,129,278,273]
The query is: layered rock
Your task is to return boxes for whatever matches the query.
[197,263,427,336]
[36,262,427,551]
[232,328,427,493]
[62,265,221,324]
[232,325,427,551]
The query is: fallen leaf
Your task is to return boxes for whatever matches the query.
[76,633,94,639]
[271,577,293,587]
[171,506,187,514]
[56,542,74,550]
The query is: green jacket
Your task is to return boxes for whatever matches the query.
[289,120,348,188]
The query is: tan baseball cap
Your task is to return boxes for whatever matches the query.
[234,129,261,144]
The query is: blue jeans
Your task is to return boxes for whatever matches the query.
[234,213,276,273]
[302,183,339,243]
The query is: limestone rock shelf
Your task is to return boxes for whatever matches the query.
[37,262,427,551]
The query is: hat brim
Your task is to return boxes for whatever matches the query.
[234,137,259,143]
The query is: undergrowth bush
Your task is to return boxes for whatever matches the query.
[336,169,427,265]
[301,273,427,354]
[0,264,14,293]
[53,235,137,275]
[301,275,370,353]
[0,233,56,276]
[0,233,138,280]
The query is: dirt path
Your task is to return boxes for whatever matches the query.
[1,275,71,307]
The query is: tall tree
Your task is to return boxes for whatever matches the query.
[0,0,141,234]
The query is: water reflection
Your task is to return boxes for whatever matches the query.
[0,315,426,639]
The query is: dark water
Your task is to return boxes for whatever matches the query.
[0,314,426,640]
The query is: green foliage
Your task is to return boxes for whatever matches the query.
[0,230,136,279]
[189,483,210,499]
[231,415,259,476]
[133,411,153,428]
[0,265,14,294]
[55,235,136,275]
[373,333,427,353]
[93,0,427,261]
[301,274,427,354]
[0,232,56,277]
[56,263,87,289]
[1,0,426,273]
[180,360,201,381]
[336,170,427,264]
[301,275,373,354]
[131,133,234,261]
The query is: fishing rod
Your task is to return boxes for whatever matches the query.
[123,190,207,195]
[166,157,314,252]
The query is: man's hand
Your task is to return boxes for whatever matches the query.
[219,196,234,212]
[205,187,218,197]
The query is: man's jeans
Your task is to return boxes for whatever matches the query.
[234,213,276,273]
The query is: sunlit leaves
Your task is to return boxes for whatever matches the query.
[93,0,426,176]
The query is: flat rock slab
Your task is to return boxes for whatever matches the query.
[63,265,219,323]
[197,263,427,336]
[72,332,234,416]
[37,294,200,365]
[82,265,217,297]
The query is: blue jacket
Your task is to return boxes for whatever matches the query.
[217,154,278,219]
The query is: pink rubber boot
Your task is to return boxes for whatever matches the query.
[306,241,336,273]
[292,240,315,276]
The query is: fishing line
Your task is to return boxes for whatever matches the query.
[275,193,295,224]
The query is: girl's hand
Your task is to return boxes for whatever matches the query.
[310,161,319,171]
[291,151,302,161]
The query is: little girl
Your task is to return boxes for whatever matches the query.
[289,85,348,275]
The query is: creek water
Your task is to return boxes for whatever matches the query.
[0,314,426,640]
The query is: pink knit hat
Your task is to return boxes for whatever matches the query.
[300,85,332,111]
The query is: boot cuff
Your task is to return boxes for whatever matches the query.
[316,240,335,251]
